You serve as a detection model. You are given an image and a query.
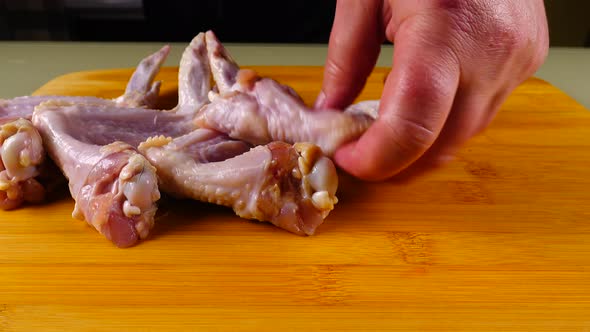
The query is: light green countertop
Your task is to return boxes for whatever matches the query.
[0,42,588,109]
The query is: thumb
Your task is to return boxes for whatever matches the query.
[334,14,461,180]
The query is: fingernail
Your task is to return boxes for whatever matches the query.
[314,91,326,109]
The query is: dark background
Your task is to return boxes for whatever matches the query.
[0,0,588,47]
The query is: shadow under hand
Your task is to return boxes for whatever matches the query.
[386,157,448,185]
[316,161,441,234]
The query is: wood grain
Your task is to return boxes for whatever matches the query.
[1,66,590,331]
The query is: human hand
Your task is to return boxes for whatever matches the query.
[316,0,549,181]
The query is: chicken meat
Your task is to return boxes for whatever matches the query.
[0,43,170,210]
[196,31,378,156]
[30,32,338,244]
[25,34,214,246]
[33,101,160,247]
[139,136,338,236]
[4,30,376,245]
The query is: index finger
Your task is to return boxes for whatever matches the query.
[315,0,384,109]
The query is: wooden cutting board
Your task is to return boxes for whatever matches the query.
[1,66,590,331]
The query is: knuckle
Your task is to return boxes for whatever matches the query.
[490,23,524,56]
[324,51,348,78]
[401,75,446,107]
[435,0,464,11]
[384,112,439,156]
[397,59,457,111]
[436,0,483,36]
[323,58,364,102]
[384,66,455,157]
[437,0,550,81]
[440,1,526,58]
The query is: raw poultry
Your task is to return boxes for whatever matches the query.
[0,44,171,210]
[198,31,376,156]
[1,31,378,247]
